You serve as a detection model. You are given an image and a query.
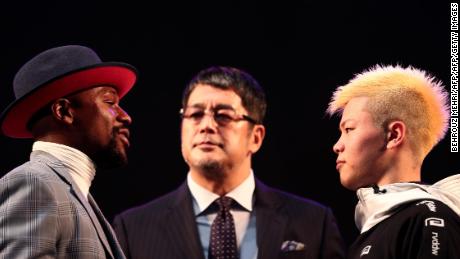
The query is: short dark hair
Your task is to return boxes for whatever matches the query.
[182,66,266,124]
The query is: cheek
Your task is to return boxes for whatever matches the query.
[181,126,194,144]
[108,108,117,117]
[226,132,250,151]
[95,108,115,127]
[343,137,369,164]
[350,136,383,167]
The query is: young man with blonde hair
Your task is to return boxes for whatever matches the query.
[328,65,460,258]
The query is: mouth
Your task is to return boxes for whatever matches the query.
[194,141,223,149]
[336,160,345,170]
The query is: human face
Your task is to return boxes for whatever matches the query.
[181,84,263,180]
[333,97,388,190]
[70,86,132,169]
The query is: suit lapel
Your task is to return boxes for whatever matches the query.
[88,194,126,259]
[165,183,205,259]
[162,179,288,259]
[36,152,116,259]
[254,180,287,259]
[70,185,114,259]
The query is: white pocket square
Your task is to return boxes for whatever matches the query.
[281,240,305,252]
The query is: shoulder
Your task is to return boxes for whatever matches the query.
[0,158,74,208]
[378,199,460,238]
[397,199,460,221]
[0,160,60,189]
[0,161,64,217]
[274,187,328,209]
[256,181,333,218]
[350,199,460,259]
[115,185,183,220]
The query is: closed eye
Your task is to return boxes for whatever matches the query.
[103,96,119,104]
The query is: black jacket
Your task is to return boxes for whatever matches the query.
[348,199,460,259]
[113,179,345,259]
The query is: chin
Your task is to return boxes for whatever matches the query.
[192,152,219,164]
[195,158,225,173]
[93,143,129,170]
[340,176,359,191]
[200,164,227,182]
[196,157,220,169]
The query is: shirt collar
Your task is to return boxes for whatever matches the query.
[187,170,255,215]
[32,140,96,199]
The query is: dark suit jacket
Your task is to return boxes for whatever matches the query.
[113,179,345,259]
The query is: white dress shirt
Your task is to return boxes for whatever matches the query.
[187,170,258,259]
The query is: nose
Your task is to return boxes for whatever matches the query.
[198,112,218,133]
[333,138,344,154]
[117,106,132,126]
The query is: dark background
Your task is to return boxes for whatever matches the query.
[0,0,457,247]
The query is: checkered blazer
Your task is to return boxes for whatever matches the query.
[0,150,126,259]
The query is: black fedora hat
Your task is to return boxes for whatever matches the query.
[0,45,138,138]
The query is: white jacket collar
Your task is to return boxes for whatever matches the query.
[355,174,460,233]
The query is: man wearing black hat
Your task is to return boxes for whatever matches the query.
[0,45,136,259]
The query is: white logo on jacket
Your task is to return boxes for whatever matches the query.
[431,232,440,255]
[416,200,437,212]
[360,245,371,256]
[424,217,445,227]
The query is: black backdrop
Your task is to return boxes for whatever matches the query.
[0,0,457,246]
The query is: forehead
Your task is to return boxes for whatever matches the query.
[92,85,119,96]
[341,97,372,123]
[73,85,119,99]
[187,84,242,107]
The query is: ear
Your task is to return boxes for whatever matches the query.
[385,120,405,149]
[249,124,266,154]
[50,98,74,125]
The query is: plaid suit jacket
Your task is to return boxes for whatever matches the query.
[0,150,126,259]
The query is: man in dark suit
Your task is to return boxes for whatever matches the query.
[0,45,137,258]
[113,66,345,259]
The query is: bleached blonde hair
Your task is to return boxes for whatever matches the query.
[327,65,449,161]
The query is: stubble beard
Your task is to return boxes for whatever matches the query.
[93,130,128,170]
[195,158,231,184]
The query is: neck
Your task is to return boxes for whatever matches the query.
[35,128,93,157]
[190,162,251,196]
[375,151,421,186]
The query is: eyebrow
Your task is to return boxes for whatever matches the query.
[99,88,119,98]
[339,119,354,130]
[95,85,118,94]
[188,103,236,111]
